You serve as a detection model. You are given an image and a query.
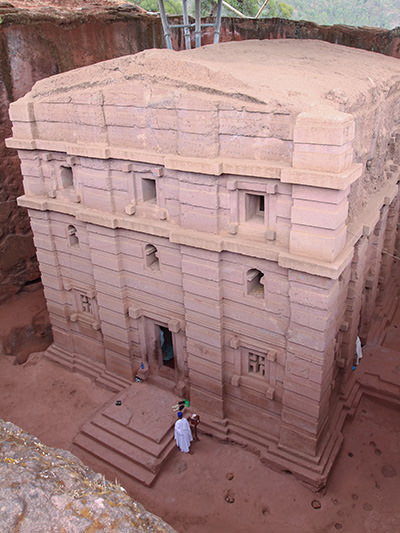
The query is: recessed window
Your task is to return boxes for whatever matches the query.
[246,269,264,297]
[248,352,266,376]
[80,294,92,314]
[246,194,265,223]
[67,225,79,247]
[142,178,157,203]
[145,244,159,270]
[60,166,73,189]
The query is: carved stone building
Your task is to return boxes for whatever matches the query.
[7,40,400,487]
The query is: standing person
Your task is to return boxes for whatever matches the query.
[174,411,193,453]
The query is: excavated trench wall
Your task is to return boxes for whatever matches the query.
[1,3,400,301]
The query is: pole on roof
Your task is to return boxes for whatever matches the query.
[158,0,173,49]
[255,0,271,19]
[182,0,192,49]
[221,0,247,18]
[214,0,223,44]
[194,0,202,48]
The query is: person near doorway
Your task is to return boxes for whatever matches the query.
[174,411,193,453]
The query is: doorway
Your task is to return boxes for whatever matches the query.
[159,325,175,369]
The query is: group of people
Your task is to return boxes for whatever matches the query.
[174,410,200,454]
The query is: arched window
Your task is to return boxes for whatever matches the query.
[246,268,264,297]
[145,244,159,270]
[67,225,79,247]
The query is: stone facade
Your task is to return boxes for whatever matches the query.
[7,40,400,487]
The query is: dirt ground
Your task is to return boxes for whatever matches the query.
[0,286,399,533]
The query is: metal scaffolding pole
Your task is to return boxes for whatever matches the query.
[157,0,224,51]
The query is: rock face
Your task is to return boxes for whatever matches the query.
[0,419,176,532]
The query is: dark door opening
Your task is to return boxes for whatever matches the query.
[159,326,175,369]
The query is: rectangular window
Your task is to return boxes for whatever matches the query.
[60,166,73,189]
[142,178,157,203]
[245,194,265,223]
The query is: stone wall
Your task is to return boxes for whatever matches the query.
[0,2,399,301]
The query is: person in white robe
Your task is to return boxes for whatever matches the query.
[174,411,193,453]
[355,336,363,365]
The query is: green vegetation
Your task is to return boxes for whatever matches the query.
[278,0,400,29]
[131,0,293,19]
[131,0,400,29]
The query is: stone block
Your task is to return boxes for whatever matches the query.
[180,206,218,233]
[293,142,353,173]
[73,104,105,127]
[12,121,35,139]
[177,109,218,134]
[145,128,177,153]
[9,99,35,122]
[103,83,149,107]
[188,355,223,381]
[290,302,332,331]
[292,184,349,204]
[179,183,218,209]
[287,325,329,352]
[104,106,147,128]
[282,390,321,419]
[219,109,274,137]
[291,198,348,230]
[76,124,108,145]
[101,322,130,344]
[81,187,114,212]
[220,134,292,162]
[182,256,220,281]
[107,125,146,150]
[148,108,177,130]
[289,224,347,262]
[186,322,222,349]
[177,131,219,158]
[104,349,134,380]
[189,386,224,419]
[294,108,355,146]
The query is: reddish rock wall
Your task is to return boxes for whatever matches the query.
[0,3,399,301]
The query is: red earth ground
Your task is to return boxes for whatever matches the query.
[0,279,399,533]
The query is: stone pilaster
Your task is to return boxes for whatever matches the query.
[181,246,225,421]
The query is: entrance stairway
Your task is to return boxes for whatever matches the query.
[73,382,178,486]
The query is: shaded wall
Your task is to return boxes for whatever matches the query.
[0,2,399,302]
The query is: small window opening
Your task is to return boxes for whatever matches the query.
[80,294,92,314]
[142,178,157,203]
[246,194,265,223]
[67,225,79,247]
[145,244,159,270]
[159,326,174,368]
[248,352,265,376]
[247,269,264,297]
[61,166,74,189]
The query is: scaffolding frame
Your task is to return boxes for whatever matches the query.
[158,0,223,50]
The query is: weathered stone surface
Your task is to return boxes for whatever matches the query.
[0,419,175,532]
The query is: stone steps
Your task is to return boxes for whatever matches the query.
[73,382,178,486]
[73,432,157,486]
